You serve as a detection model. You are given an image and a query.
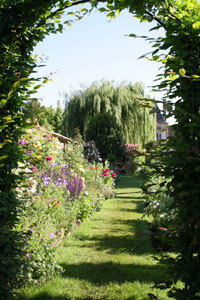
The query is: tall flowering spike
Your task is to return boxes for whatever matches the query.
[77,177,83,197]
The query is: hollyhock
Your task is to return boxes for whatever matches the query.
[104,172,109,177]
[112,172,117,178]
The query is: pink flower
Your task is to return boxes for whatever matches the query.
[112,172,117,178]
[26,253,30,259]
[29,228,34,233]
[94,166,98,170]
[89,167,93,170]
[104,172,109,177]
[105,168,110,172]
[26,150,33,155]
[19,140,28,145]
[48,232,55,238]
[46,156,52,161]
[31,166,37,172]
[52,243,57,247]
[40,238,44,241]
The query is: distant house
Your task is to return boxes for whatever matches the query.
[156,105,173,140]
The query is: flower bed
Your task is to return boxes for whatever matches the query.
[14,127,116,286]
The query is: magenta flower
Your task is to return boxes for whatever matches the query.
[112,172,117,178]
[26,150,33,155]
[105,168,110,172]
[46,156,52,161]
[19,140,28,145]
[104,172,109,177]
[40,238,44,241]
[48,232,55,238]
[31,166,37,172]
[52,243,57,247]
[26,253,30,259]
[30,228,34,233]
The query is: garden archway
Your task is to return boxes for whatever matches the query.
[0,0,200,297]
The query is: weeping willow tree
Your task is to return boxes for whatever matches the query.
[63,80,156,147]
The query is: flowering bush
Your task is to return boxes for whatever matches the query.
[15,127,116,286]
[83,140,101,163]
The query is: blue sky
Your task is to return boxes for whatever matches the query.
[33,8,164,109]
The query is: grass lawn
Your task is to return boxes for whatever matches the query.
[15,175,179,300]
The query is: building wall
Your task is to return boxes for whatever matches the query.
[156,123,169,140]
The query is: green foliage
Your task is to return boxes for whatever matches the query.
[85,112,126,163]
[0,1,102,297]
[54,106,63,133]
[63,80,156,156]
[91,0,200,292]
[24,100,64,132]
[1,0,200,295]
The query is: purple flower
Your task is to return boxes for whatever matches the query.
[40,238,44,241]
[26,253,30,259]
[30,228,34,233]
[48,232,55,238]
[52,243,57,247]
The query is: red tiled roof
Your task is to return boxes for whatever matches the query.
[125,144,139,152]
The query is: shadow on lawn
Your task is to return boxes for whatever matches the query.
[116,175,144,189]
[18,292,142,300]
[60,261,170,285]
[73,227,153,256]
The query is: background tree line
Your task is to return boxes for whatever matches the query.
[29,80,156,162]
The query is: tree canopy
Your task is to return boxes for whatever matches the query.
[63,81,156,148]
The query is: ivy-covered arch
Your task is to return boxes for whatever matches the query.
[0,0,200,297]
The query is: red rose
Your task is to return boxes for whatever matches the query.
[46,156,52,161]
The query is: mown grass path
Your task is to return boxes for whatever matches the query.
[18,176,174,300]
